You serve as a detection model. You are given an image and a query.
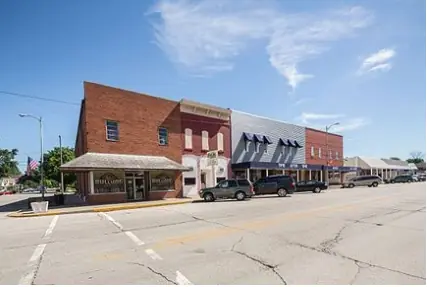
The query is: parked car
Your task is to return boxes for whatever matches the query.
[253,175,296,197]
[342,175,382,188]
[296,180,328,193]
[391,175,414,183]
[199,179,254,202]
[412,175,419,182]
[418,174,426,182]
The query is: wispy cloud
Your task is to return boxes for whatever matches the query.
[295,112,369,132]
[147,1,373,89]
[293,98,311,106]
[358,48,396,74]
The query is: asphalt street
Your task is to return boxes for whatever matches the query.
[0,183,425,285]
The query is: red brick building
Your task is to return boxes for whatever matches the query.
[63,82,189,204]
[180,99,231,197]
[304,127,344,183]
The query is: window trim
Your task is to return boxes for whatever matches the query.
[217,132,224,152]
[310,146,315,158]
[158,127,169,146]
[245,141,250,152]
[105,120,119,141]
[184,128,193,150]
[201,130,209,151]
[255,142,260,153]
[318,147,322,159]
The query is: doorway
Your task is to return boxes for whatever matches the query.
[125,172,146,201]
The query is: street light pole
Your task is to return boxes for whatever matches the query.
[19,113,45,200]
[325,122,340,185]
[59,135,64,193]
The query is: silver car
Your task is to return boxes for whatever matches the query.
[342,175,383,188]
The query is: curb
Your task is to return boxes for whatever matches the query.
[7,199,195,218]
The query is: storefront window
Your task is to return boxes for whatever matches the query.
[93,171,124,193]
[150,171,175,191]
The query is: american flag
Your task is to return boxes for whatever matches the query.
[26,156,39,175]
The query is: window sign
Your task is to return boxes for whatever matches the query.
[150,171,174,191]
[93,172,124,193]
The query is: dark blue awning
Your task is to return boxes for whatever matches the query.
[254,134,264,143]
[287,139,296,147]
[279,138,288,146]
[294,140,303,148]
[263,136,273,144]
[243,132,253,141]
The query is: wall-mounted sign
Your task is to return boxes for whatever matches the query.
[150,171,174,191]
[94,172,124,193]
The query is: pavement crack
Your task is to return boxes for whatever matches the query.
[349,260,365,285]
[130,262,177,285]
[233,250,287,284]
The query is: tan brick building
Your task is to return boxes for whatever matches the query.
[63,82,189,204]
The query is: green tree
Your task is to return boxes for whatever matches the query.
[407,151,425,164]
[390,157,401,161]
[42,147,76,190]
[0,148,20,177]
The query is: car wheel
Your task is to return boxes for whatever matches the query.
[203,193,215,202]
[235,191,246,201]
[348,183,355,188]
[313,187,321,193]
[277,188,287,197]
[372,182,378,187]
[407,180,411,183]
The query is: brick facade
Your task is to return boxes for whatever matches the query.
[75,82,184,203]
[181,112,231,159]
[305,128,344,167]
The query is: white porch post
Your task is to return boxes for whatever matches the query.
[246,168,250,180]
[370,168,373,175]
[320,170,323,181]
[376,168,378,176]
[297,170,300,181]
[89,171,94,194]
[266,169,269,177]
[309,170,312,180]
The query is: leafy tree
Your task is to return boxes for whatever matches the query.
[390,157,401,161]
[407,151,425,164]
[42,147,76,190]
[0,148,20,177]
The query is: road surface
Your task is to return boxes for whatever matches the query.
[0,183,425,285]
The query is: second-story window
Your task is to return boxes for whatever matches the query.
[336,151,339,159]
[217,132,224,152]
[311,146,315,157]
[245,141,250,152]
[202,130,209,151]
[255,142,260,153]
[184,128,192,149]
[318,147,322,158]
[106,120,119,141]
[329,150,332,159]
[158,127,168,145]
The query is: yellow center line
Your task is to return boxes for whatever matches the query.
[151,195,390,250]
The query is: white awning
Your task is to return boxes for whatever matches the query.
[358,157,390,169]
[61,152,191,172]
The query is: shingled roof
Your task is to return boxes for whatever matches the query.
[61,152,191,172]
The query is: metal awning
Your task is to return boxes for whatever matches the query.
[287,139,296,147]
[293,140,303,148]
[263,136,273,144]
[243,132,253,141]
[254,134,264,143]
[60,152,191,172]
[278,138,288,146]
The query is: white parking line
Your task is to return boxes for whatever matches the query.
[125,231,145,246]
[99,212,124,231]
[19,244,46,285]
[176,271,192,285]
[44,215,59,238]
[145,248,162,260]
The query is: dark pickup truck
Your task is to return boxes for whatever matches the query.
[253,175,296,197]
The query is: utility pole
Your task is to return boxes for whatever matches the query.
[59,135,64,193]
[325,122,340,185]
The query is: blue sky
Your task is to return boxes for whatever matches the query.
[0,0,425,171]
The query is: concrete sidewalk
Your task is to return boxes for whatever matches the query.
[7,198,196,218]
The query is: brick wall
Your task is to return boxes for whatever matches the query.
[75,82,184,200]
[181,112,231,159]
[305,128,344,166]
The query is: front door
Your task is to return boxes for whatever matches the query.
[135,177,145,200]
[125,177,135,200]
[125,174,145,200]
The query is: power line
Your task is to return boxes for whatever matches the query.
[0,90,80,106]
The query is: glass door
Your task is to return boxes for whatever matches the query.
[125,177,135,200]
[135,177,144,200]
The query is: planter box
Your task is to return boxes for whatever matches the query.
[30,201,49,213]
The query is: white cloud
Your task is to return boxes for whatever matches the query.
[293,98,311,106]
[299,112,344,124]
[358,48,395,74]
[147,1,373,89]
[295,113,369,132]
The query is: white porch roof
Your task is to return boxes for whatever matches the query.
[358,157,390,169]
